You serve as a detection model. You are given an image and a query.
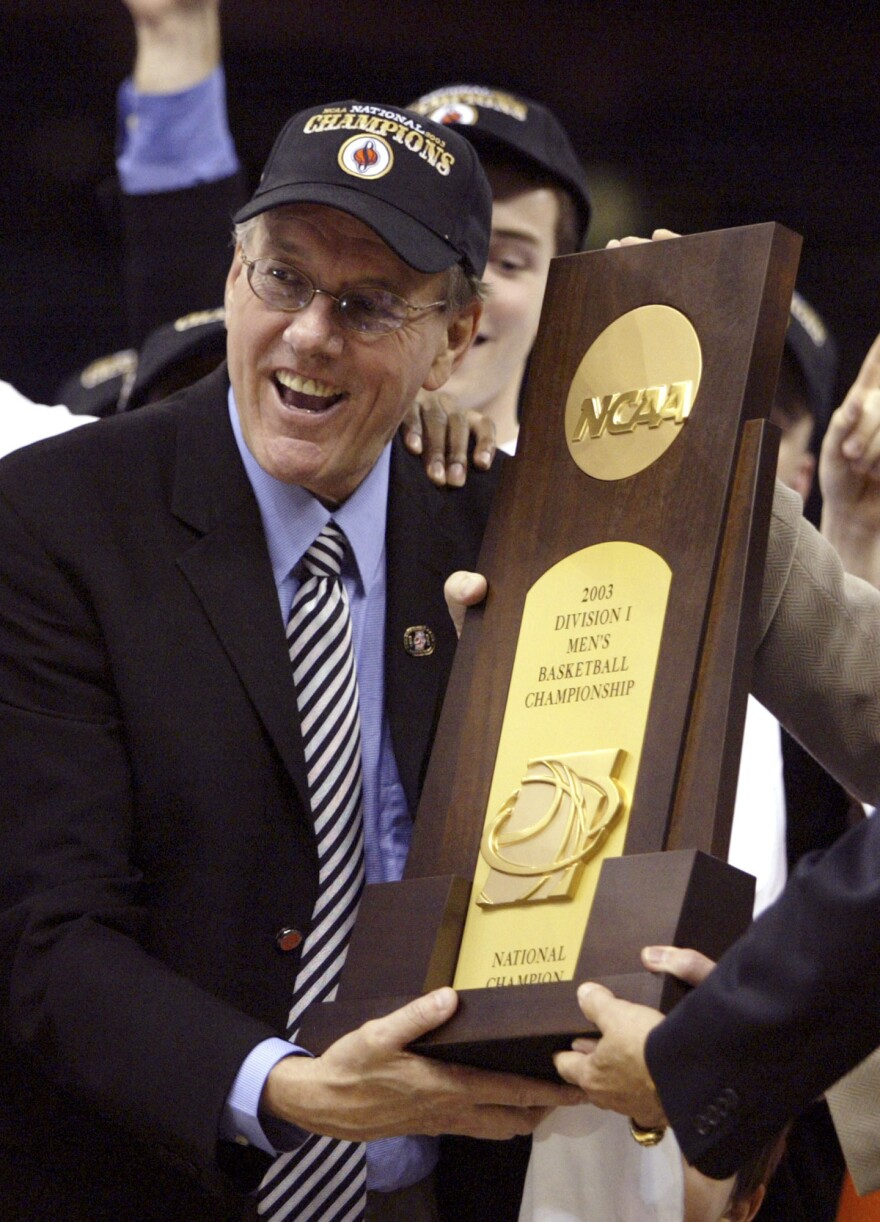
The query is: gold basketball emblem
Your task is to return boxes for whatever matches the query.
[478,748,626,906]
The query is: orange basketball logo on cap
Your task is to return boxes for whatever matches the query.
[428,102,478,127]
[353,141,379,172]
[338,134,393,180]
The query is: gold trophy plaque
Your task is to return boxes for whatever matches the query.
[298,224,801,1077]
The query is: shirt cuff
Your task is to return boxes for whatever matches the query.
[116,65,239,194]
[221,1037,312,1155]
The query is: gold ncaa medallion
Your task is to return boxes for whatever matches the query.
[565,305,702,481]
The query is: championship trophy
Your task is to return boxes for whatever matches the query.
[299,223,801,1076]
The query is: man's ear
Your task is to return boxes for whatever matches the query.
[422,301,482,392]
[225,245,245,311]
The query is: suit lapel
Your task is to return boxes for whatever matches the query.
[169,367,311,812]
[166,381,477,825]
[385,439,464,813]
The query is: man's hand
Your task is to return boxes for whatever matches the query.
[263,987,582,1142]
[122,0,218,19]
[401,391,496,487]
[443,570,488,638]
[121,0,221,93]
[553,945,716,1126]
[640,943,715,987]
[553,982,666,1128]
[605,228,680,249]
[819,331,880,588]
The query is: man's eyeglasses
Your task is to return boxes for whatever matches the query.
[240,253,447,336]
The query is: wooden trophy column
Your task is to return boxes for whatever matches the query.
[299,223,801,1077]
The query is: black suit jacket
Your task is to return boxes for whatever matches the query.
[0,364,499,1219]
[646,809,880,1181]
[637,483,880,1185]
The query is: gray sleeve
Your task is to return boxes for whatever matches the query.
[752,479,880,805]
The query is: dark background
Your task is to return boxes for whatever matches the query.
[1,0,878,407]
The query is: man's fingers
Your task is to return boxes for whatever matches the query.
[404,394,496,487]
[420,396,456,486]
[553,1048,593,1091]
[641,944,716,986]
[444,570,488,607]
[606,235,650,248]
[444,1103,553,1141]
[400,402,424,455]
[574,980,615,1029]
[449,1064,583,1111]
[823,390,880,479]
[606,229,680,249]
[828,398,862,455]
[844,389,880,467]
[362,988,459,1054]
[466,409,497,471]
[444,570,488,637]
[439,407,471,488]
[851,329,880,395]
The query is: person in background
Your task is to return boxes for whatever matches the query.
[406,83,590,455]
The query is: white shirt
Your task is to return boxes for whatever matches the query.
[0,381,94,460]
[521,1107,686,1222]
[728,696,788,917]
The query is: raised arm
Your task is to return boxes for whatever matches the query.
[116,0,243,344]
[819,328,880,588]
[123,0,221,93]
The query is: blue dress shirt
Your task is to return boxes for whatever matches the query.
[117,67,239,193]
[223,391,437,1192]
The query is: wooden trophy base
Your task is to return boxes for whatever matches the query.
[297,849,754,1080]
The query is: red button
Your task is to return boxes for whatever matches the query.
[275,928,303,952]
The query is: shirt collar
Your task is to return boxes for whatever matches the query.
[227,386,388,592]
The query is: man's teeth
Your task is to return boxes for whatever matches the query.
[276,371,342,398]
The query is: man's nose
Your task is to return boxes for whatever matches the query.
[281,293,344,356]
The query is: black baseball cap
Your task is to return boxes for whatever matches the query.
[786,291,838,426]
[121,307,226,411]
[409,84,591,247]
[233,100,492,277]
[57,348,138,417]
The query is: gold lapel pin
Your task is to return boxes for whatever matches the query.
[403,625,436,657]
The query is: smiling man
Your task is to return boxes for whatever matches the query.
[225,202,471,501]
[0,101,578,1222]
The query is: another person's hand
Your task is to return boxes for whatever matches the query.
[605,228,680,249]
[443,570,488,638]
[640,944,715,987]
[262,986,582,1142]
[553,983,666,1128]
[819,332,880,587]
[121,0,221,92]
[401,391,496,487]
[122,0,219,19]
[553,945,716,1125]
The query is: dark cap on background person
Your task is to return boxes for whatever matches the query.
[233,100,493,277]
[57,348,138,417]
[409,84,591,248]
[121,308,226,412]
[58,309,228,417]
[785,290,839,427]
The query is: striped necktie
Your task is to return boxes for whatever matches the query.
[258,521,367,1222]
